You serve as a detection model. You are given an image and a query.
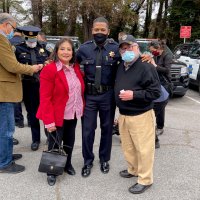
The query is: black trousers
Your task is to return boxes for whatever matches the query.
[14,102,24,124]
[48,119,77,169]
[82,89,115,165]
[22,80,40,142]
[14,102,30,125]
[153,99,168,129]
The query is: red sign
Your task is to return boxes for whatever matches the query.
[180,26,192,38]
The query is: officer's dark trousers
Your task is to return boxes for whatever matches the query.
[14,102,24,124]
[22,80,40,143]
[82,90,115,165]
[47,119,77,176]
[153,99,168,129]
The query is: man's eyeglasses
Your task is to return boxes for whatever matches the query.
[8,23,16,32]
[119,44,138,54]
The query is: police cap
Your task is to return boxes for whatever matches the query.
[17,25,41,42]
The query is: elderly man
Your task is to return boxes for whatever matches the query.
[0,13,42,174]
[114,34,161,194]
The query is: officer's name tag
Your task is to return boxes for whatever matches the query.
[96,66,101,69]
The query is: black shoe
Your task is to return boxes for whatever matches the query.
[112,124,120,135]
[155,140,160,149]
[12,154,22,161]
[47,175,56,186]
[119,169,137,178]
[13,138,19,145]
[31,142,40,151]
[100,162,110,174]
[0,162,25,174]
[81,164,93,177]
[128,183,152,194]
[65,165,76,175]
[15,122,24,128]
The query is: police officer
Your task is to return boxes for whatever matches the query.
[9,28,25,146]
[15,25,50,151]
[76,17,121,177]
[10,28,26,129]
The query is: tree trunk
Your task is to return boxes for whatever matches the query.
[49,0,58,35]
[3,0,9,13]
[154,0,164,38]
[143,0,153,38]
[160,0,169,39]
[80,1,95,42]
[31,0,42,27]
[131,0,146,35]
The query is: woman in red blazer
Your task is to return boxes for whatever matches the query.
[37,38,85,186]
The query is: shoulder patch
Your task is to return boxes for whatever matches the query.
[107,38,118,45]
[82,40,94,45]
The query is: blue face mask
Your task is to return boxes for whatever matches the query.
[6,30,14,40]
[122,51,135,63]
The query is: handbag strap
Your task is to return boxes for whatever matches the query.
[48,131,72,154]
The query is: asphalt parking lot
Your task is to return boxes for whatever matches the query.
[0,88,200,200]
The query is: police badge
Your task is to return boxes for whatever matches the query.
[109,51,115,58]
[39,48,45,54]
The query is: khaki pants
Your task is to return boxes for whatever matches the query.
[118,109,155,185]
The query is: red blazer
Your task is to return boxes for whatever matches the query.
[36,62,85,127]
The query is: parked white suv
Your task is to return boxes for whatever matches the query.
[174,40,200,94]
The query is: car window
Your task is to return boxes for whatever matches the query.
[174,43,200,57]
[191,46,200,56]
[46,36,81,52]
[136,40,173,56]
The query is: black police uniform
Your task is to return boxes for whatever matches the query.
[10,35,26,128]
[15,26,50,149]
[76,39,121,166]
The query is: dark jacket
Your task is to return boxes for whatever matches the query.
[114,58,161,116]
[154,50,172,84]
[76,39,121,86]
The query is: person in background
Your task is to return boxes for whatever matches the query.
[115,34,161,194]
[37,31,47,43]
[37,32,54,53]
[0,13,42,174]
[148,40,172,136]
[76,17,121,177]
[8,29,25,146]
[15,25,50,151]
[37,38,85,186]
[154,85,169,148]
[9,29,30,147]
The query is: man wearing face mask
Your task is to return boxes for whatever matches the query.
[14,26,50,151]
[0,13,43,173]
[76,17,121,177]
[115,35,161,194]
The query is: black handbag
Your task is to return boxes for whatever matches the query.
[38,133,68,176]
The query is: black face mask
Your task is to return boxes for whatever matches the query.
[93,33,108,45]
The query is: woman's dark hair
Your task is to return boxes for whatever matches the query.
[49,38,75,64]
[149,39,166,50]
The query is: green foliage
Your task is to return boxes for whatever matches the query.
[168,0,200,47]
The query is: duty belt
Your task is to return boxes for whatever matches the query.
[86,82,113,95]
